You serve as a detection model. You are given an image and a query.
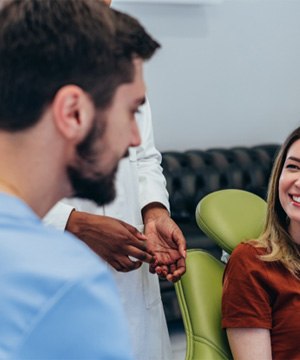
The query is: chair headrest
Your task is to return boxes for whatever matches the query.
[195,189,267,254]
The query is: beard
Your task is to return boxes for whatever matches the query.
[66,113,119,206]
[67,165,117,206]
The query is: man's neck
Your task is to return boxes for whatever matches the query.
[0,110,72,218]
[0,148,67,219]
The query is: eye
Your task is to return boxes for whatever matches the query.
[286,163,300,170]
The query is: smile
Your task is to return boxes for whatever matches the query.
[290,194,300,204]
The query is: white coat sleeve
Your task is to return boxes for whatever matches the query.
[136,99,170,213]
[43,201,75,231]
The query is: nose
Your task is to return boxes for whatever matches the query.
[130,119,141,148]
[295,176,300,188]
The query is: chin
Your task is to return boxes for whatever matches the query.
[67,166,117,206]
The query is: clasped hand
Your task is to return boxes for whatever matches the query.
[144,213,186,282]
[66,209,186,282]
[66,211,154,272]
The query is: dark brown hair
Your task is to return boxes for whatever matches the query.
[0,0,160,131]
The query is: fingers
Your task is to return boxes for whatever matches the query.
[112,258,143,272]
[172,228,187,259]
[127,247,154,264]
[151,257,186,282]
[166,257,186,282]
[122,221,147,240]
[149,264,156,274]
[154,265,169,277]
[124,233,158,265]
[119,221,155,264]
[103,219,154,266]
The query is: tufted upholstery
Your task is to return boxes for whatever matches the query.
[160,144,280,322]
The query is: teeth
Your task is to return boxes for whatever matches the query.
[292,195,300,203]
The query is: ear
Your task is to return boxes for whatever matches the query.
[52,85,95,142]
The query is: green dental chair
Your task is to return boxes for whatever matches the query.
[175,189,267,360]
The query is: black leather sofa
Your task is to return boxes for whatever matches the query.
[159,144,280,322]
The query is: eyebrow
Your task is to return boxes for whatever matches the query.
[287,156,300,163]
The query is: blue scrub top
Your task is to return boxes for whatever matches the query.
[0,194,133,359]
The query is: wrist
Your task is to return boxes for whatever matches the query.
[142,202,169,223]
[65,209,83,235]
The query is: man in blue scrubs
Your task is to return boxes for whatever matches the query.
[0,0,160,358]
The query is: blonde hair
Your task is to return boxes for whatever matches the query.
[252,127,300,277]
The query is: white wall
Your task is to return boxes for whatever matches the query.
[112,0,300,151]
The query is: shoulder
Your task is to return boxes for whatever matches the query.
[1,222,127,358]
[19,221,107,282]
[230,242,266,263]
[223,243,271,303]
[222,242,273,329]
[225,242,267,279]
[13,244,131,359]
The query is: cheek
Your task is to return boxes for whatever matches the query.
[114,118,132,145]
[279,172,289,188]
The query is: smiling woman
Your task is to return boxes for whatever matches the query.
[279,141,300,243]
[222,126,300,360]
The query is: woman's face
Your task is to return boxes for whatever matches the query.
[279,138,300,242]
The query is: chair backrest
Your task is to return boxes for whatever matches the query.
[175,189,267,360]
[195,189,267,254]
[175,250,231,360]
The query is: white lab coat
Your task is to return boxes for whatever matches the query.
[44,100,173,360]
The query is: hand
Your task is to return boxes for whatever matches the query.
[66,210,154,272]
[143,203,186,282]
